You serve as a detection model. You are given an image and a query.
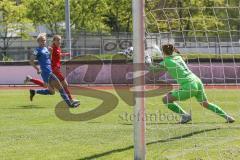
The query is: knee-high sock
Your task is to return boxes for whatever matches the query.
[166,102,187,115]
[207,103,227,118]
[59,88,72,107]
[36,89,51,95]
[30,78,45,87]
[63,86,72,100]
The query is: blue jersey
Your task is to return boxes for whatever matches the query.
[33,47,52,74]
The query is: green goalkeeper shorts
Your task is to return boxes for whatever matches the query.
[171,79,207,102]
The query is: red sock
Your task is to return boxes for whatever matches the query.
[30,78,45,87]
[64,87,73,100]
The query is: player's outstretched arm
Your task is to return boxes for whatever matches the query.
[29,54,41,74]
[61,52,70,57]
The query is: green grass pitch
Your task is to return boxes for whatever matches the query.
[0,88,239,160]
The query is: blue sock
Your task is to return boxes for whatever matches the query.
[36,89,51,95]
[59,88,72,106]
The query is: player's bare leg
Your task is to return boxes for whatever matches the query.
[49,79,80,108]
[61,79,80,103]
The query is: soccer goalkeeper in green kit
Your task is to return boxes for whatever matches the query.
[147,44,235,124]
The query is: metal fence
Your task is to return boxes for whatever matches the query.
[0,32,240,61]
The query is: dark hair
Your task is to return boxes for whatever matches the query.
[174,47,180,54]
[162,44,174,55]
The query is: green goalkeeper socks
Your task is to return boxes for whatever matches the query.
[207,103,227,118]
[165,102,227,118]
[166,103,186,115]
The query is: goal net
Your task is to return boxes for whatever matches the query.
[135,0,240,159]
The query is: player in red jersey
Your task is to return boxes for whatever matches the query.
[25,35,78,102]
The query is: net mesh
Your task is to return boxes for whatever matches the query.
[144,0,240,159]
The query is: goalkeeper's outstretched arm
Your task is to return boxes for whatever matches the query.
[147,63,166,73]
[144,48,166,73]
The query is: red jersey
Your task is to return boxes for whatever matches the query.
[51,44,61,69]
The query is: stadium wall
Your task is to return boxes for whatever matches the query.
[0,61,239,85]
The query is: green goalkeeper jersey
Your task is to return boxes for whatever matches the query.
[149,53,199,85]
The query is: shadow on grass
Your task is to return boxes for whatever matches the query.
[77,127,221,160]
[2,105,46,109]
[119,121,236,125]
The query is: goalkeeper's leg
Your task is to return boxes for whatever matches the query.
[162,93,187,115]
[199,101,235,123]
[196,82,235,123]
[163,92,192,124]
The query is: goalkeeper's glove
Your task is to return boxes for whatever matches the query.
[152,44,163,58]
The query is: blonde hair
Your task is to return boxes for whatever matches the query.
[53,35,61,41]
[37,33,47,42]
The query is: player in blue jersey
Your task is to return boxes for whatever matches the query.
[29,33,79,108]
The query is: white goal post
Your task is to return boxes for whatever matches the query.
[132,0,146,160]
